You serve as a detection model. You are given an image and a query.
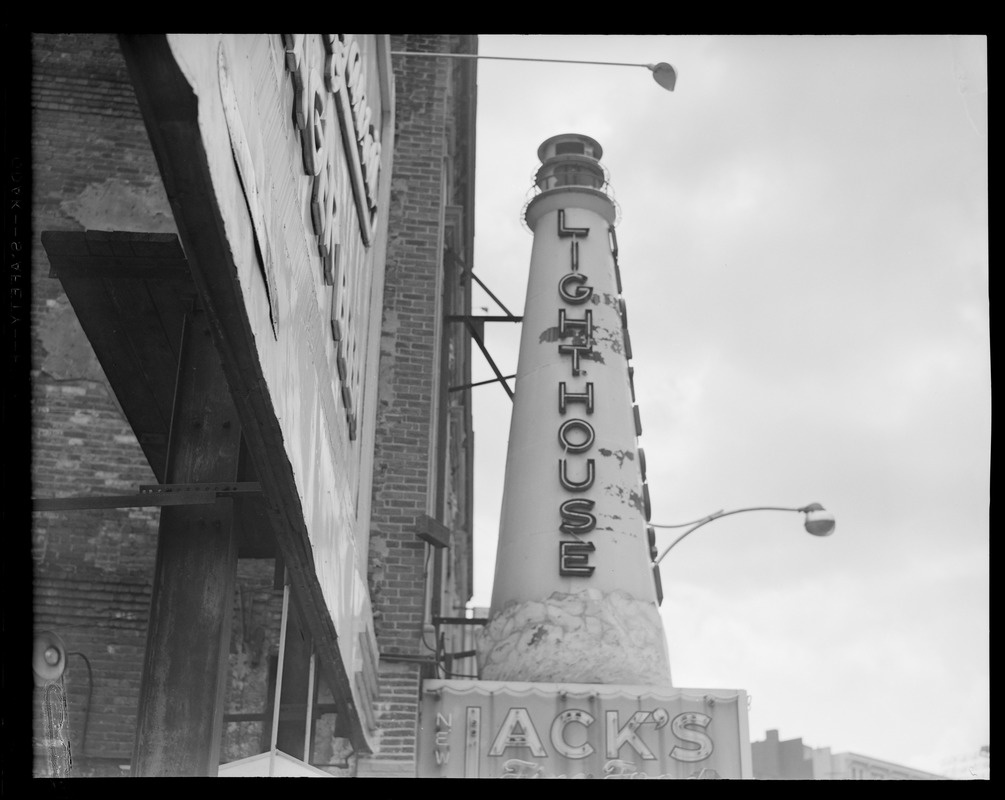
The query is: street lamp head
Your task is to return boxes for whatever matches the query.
[800,503,836,537]
[648,62,677,91]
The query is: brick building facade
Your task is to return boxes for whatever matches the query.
[30,35,177,776]
[360,33,477,777]
[28,33,477,778]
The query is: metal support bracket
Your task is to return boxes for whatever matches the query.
[32,482,262,512]
[446,315,523,324]
[447,315,522,400]
[448,373,517,393]
[444,254,524,400]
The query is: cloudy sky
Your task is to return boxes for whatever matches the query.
[464,35,988,777]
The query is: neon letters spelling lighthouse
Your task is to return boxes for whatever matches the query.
[478,135,671,686]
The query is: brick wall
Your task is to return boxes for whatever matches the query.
[368,33,452,658]
[31,32,168,566]
[355,661,424,777]
[30,33,172,778]
[360,34,476,775]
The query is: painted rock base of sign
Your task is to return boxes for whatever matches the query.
[477,588,671,686]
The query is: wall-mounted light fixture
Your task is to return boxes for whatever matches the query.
[391,51,677,91]
[651,503,835,564]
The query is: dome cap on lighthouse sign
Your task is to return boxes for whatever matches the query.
[536,132,603,162]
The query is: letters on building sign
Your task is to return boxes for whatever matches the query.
[439,706,714,767]
[434,712,451,766]
[283,33,382,265]
[556,210,600,577]
[283,33,383,441]
[559,498,597,535]
[419,682,748,779]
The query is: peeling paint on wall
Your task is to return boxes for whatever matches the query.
[60,178,176,233]
[597,447,636,468]
[38,296,104,380]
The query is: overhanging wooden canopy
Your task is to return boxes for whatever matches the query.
[42,230,192,482]
[41,229,275,558]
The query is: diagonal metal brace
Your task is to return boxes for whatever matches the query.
[446,315,523,324]
[448,373,517,393]
[453,259,520,320]
[464,319,515,400]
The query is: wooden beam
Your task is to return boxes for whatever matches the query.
[131,307,242,777]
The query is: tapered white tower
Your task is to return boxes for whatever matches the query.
[478,134,671,686]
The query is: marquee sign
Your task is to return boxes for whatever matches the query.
[417,681,752,779]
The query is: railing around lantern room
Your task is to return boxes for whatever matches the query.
[522,158,621,232]
[521,132,623,231]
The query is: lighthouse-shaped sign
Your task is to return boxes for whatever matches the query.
[418,137,751,779]
[477,133,671,686]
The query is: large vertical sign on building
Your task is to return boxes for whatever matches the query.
[124,34,395,752]
[419,135,750,778]
[477,134,669,687]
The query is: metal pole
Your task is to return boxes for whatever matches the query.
[391,52,656,70]
[653,506,809,564]
[270,571,291,776]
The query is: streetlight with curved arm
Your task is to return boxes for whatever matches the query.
[651,503,835,565]
[390,51,678,92]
